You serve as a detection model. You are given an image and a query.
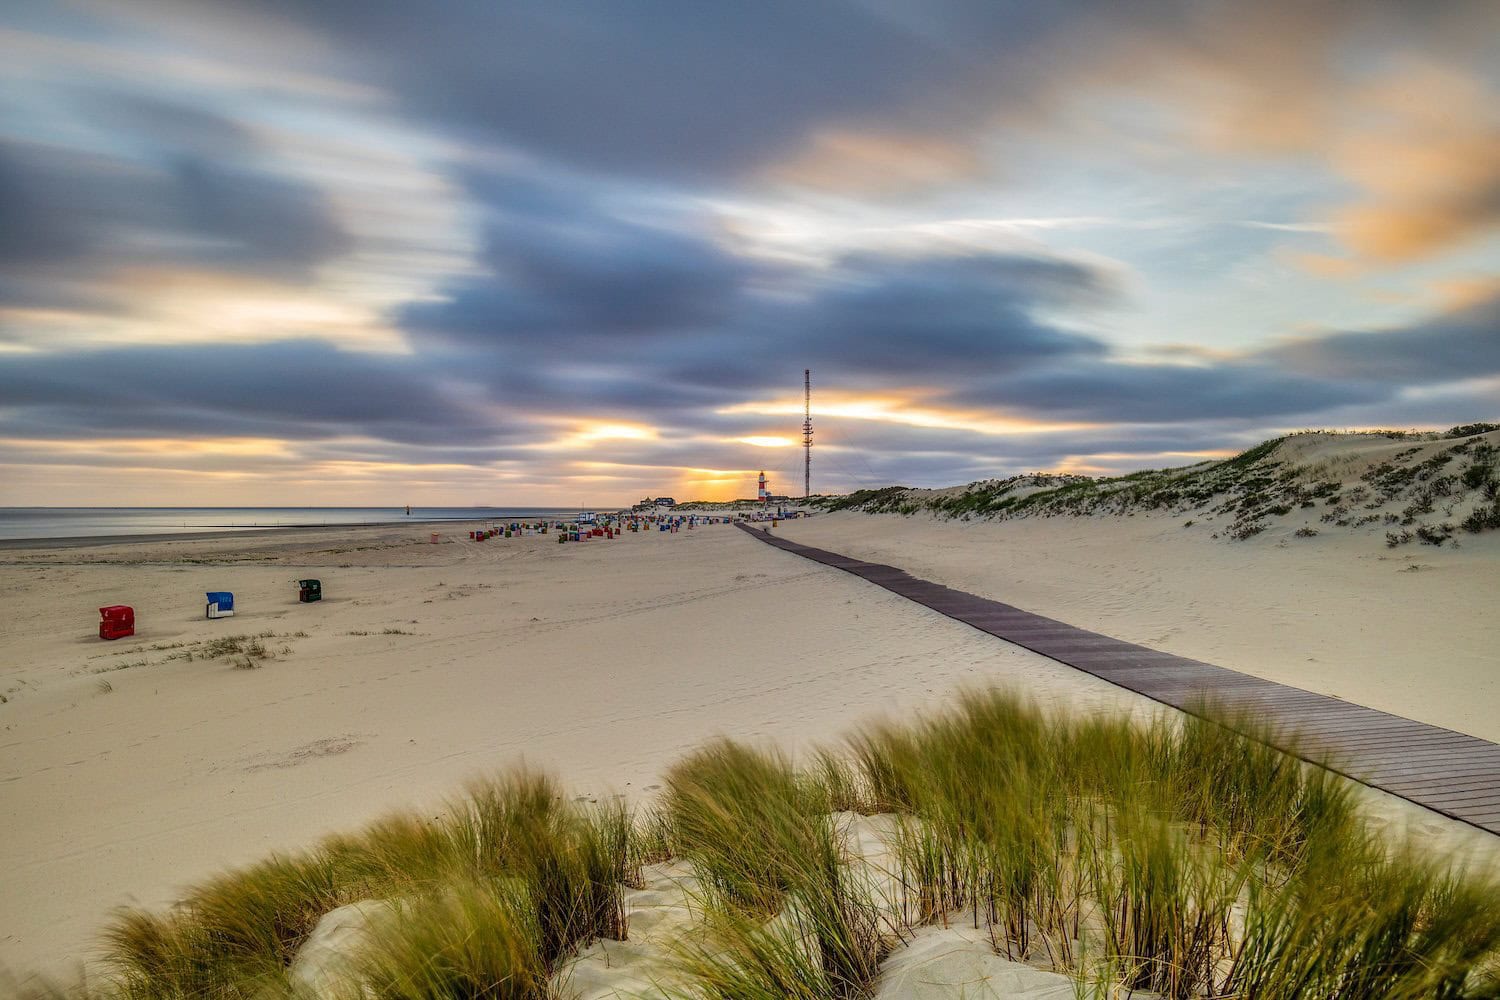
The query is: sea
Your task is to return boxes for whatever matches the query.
[0,507,593,542]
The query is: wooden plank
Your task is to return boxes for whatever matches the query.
[1306,731,1484,752]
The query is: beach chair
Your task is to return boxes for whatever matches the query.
[297,579,322,603]
[206,591,235,619]
[99,605,134,640]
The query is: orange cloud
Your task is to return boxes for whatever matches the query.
[1284,251,1359,279]
[1329,65,1500,264]
[1433,275,1500,311]
[766,129,980,193]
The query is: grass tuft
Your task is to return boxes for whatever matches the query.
[26,688,1500,1000]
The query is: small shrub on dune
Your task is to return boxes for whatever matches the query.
[348,879,547,1000]
[806,747,871,815]
[102,853,340,998]
[450,769,564,880]
[629,802,677,873]
[1082,809,1249,999]
[1225,840,1500,998]
[509,799,630,963]
[1166,708,1356,864]
[669,810,888,1000]
[1462,501,1500,533]
[845,723,923,815]
[666,740,817,915]
[666,741,889,998]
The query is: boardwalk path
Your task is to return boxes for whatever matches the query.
[737,522,1500,835]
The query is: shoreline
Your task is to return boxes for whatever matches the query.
[0,514,602,551]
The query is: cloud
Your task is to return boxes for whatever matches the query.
[0,341,505,445]
[951,362,1386,424]
[402,175,759,345]
[401,163,1119,397]
[3,1,1498,504]
[765,130,981,193]
[1329,66,1500,264]
[201,0,1038,184]
[668,248,1116,392]
[941,287,1500,425]
[0,130,350,313]
[1259,289,1500,383]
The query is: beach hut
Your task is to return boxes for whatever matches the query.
[99,605,134,640]
[206,591,235,619]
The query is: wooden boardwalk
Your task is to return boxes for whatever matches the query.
[736,523,1500,836]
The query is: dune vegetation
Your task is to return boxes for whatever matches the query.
[814,425,1500,548]
[12,691,1500,1000]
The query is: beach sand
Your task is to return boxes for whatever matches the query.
[776,509,1500,743]
[0,520,1134,979]
[2,511,1496,980]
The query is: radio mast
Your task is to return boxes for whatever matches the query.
[802,369,813,499]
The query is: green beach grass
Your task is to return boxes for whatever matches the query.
[12,690,1500,999]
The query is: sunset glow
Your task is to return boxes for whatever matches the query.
[1,3,1496,505]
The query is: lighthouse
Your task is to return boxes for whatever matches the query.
[758,471,768,505]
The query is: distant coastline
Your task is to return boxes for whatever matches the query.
[0,507,595,545]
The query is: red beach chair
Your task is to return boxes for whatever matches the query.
[99,605,134,640]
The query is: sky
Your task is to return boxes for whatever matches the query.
[1,1,1498,506]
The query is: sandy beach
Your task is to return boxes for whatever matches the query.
[0,519,1142,979]
[3,501,1499,982]
[775,509,1500,744]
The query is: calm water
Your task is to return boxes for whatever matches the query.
[0,507,593,541]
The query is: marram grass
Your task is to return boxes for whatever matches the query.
[8,689,1500,1000]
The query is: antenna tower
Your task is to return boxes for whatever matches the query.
[802,368,813,499]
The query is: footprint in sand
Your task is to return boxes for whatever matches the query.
[244,735,365,772]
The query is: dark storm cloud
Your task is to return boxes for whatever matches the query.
[744,251,1110,381]
[405,242,1119,426]
[952,362,1386,424]
[174,0,1496,193]
[0,341,509,445]
[168,159,351,276]
[0,140,115,269]
[223,0,1070,183]
[1257,291,1500,383]
[940,290,1500,426]
[402,176,760,343]
[0,127,349,310]
[404,167,1116,394]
